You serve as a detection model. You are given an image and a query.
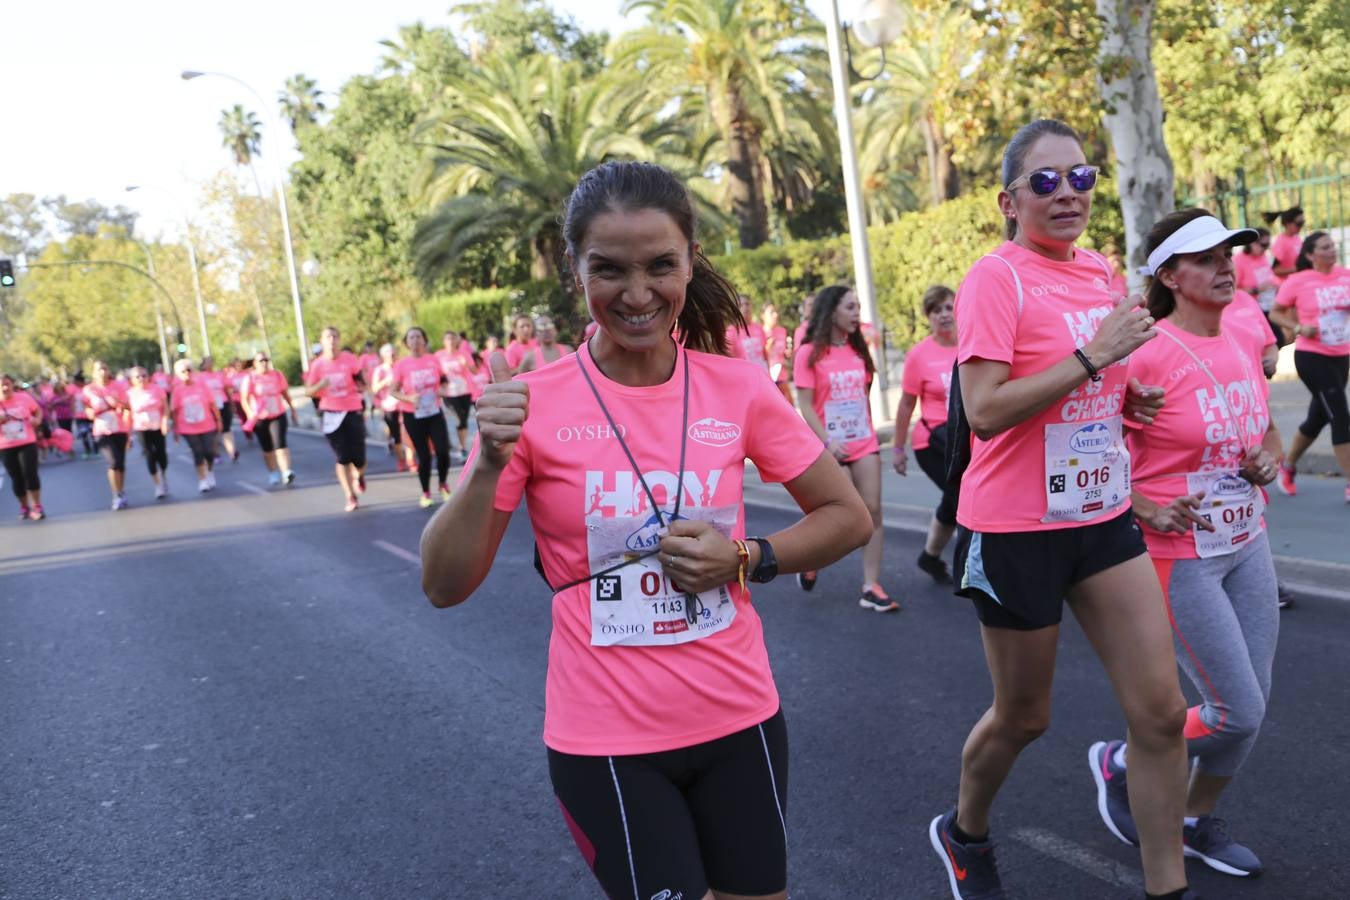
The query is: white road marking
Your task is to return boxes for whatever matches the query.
[1009,827,1144,890]
[236,481,268,496]
[373,540,420,565]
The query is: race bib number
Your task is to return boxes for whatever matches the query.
[183,399,206,425]
[1186,470,1263,558]
[824,398,871,443]
[1043,416,1130,523]
[1318,309,1350,347]
[447,375,469,396]
[95,410,120,435]
[587,505,739,647]
[262,395,283,418]
[134,409,162,431]
[1256,287,1277,312]
[210,387,227,407]
[414,389,440,419]
[380,394,400,413]
[1,419,26,442]
[322,411,347,435]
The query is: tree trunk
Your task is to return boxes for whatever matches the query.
[719,86,770,249]
[920,114,961,206]
[1097,0,1174,291]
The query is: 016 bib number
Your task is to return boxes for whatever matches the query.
[1043,416,1130,523]
[1186,470,1263,558]
[824,397,870,443]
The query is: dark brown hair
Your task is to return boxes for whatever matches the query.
[1143,207,1212,319]
[1001,119,1084,240]
[921,285,955,316]
[1296,231,1331,272]
[1261,206,1303,228]
[562,161,743,354]
[805,285,875,381]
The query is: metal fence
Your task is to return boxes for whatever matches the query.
[1184,164,1349,265]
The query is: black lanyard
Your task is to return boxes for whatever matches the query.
[550,345,704,625]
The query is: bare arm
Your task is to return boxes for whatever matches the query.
[893,391,918,448]
[420,464,515,607]
[1268,305,1306,337]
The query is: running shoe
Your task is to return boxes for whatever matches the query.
[1277,583,1295,610]
[1183,816,1262,877]
[797,570,818,592]
[344,496,360,513]
[268,470,281,487]
[419,492,435,509]
[206,471,217,489]
[439,483,452,502]
[29,504,45,521]
[231,450,239,462]
[918,550,953,584]
[1276,464,1297,496]
[395,457,408,472]
[859,585,900,612]
[18,505,30,521]
[284,470,295,486]
[112,494,128,511]
[1088,740,1138,845]
[199,479,210,494]
[356,473,367,494]
[928,807,1005,899]
[155,482,167,500]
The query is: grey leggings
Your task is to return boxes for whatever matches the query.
[1156,530,1279,778]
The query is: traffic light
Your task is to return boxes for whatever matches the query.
[0,259,14,288]
[176,343,188,355]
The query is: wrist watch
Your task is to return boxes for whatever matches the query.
[745,536,778,583]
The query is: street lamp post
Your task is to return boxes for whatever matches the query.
[181,69,310,371]
[823,0,907,420]
[133,241,175,370]
[126,185,212,358]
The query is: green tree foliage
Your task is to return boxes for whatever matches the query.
[219,105,263,167]
[279,73,327,135]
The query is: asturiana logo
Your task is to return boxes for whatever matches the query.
[688,417,741,447]
[1212,474,1251,497]
[1069,422,1114,454]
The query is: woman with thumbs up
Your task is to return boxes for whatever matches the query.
[420,161,871,900]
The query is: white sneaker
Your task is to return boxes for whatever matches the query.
[199,479,210,493]
[155,482,167,500]
[268,470,282,487]
[206,470,217,489]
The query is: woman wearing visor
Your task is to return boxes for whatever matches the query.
[1089,210,1281,879]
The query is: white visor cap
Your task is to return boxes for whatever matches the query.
[1145,215,1259,277]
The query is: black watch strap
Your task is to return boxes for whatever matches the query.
[746,536,778,583]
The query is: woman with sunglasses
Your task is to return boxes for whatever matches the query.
[1270,230,1350,502]
[1088,209,1280,882]
[169,359,223,494]
[421,161,871,900]
[793,284,895,610]
[391,326,453,508]
[893,285,959,583]
[239,352,298,487]
[84,361,132,511]
[1263,206,1304,281]
[0,373,45,520]
[928,119,1193,900]
[127,367,171,499]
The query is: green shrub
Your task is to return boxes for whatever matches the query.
[416,287,516,344]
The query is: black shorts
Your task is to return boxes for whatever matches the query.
[954,509,1147,631]
[323,411,366,467]
[97,433,128,472]
[183,431,219,466]
[254,415,288,453]
[548,709,788,899]
[219,403,234,430]
[443,394,472,430]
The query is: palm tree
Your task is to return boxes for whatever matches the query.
[413,53,713,287]
[219,105,263,167]
[616,0,832,249]
[278,73,326,134]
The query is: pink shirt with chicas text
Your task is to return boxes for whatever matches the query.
[172,380,219,436]
[241,370,291,420]
[83,383,130,437]
[0,392,41,449]
[955,242,1125,532]
[477,344,821,756]
[1275,266,1350,357]
[391,354,445,414]
[128,384,169,432]
[1126,319,1270,559]
[901,336,956,451]
[304,353,365,412]
[792,342,879,463]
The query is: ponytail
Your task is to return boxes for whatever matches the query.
[675,248,743,355]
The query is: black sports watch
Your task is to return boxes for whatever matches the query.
[746,537,778,583]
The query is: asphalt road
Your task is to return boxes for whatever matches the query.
[3,422,1349,899]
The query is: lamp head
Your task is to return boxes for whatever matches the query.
[851,0,906,48]
[180,70,203,81]
[125,185,141,193]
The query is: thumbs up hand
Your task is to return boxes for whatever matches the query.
[476,352,529,469]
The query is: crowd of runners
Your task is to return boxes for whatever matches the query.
[5,117,1350,900]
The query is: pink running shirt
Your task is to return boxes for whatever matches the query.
[1271,233,1301,280]
[901,336,957,451]
[1126,319,1270,559]
[1222,290,1277,351]
[725,323,769,371]
[304,353,365,412]
[479,344,821,756]
[505,339,539,371]
[793,342,878,462]
[172,380,219,435]
[241,370,290,420]
[0,392,40,449]
[1275,266,1350,357]
[436,347,477,398]
[199,370,230,408]
[764,325,789,382]
[792,322,809,355]
[391,354,444,414]
[1233,251,1278,310]
[955,242,1125,532]
[83,383,130,436]
[127,385,169,432]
